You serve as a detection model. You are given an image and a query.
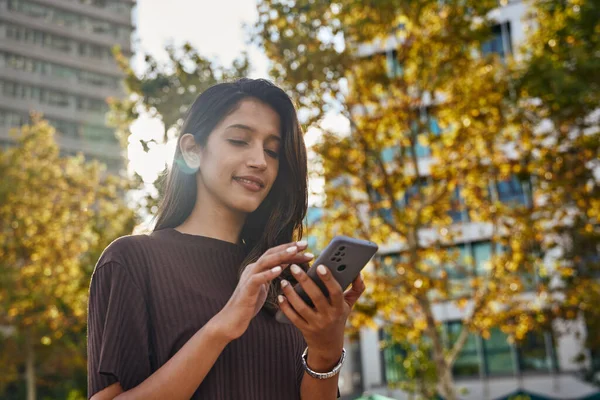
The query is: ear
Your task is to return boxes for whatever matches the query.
[179,133,202,169]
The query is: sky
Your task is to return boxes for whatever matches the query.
[126,0,269,186]
[125,0,349,213]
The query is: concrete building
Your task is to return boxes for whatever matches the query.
[311,2,600,399]
[0,0,135,170]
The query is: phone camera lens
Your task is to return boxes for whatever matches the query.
[337,264,347,272]
[335,251,341,256]
[340,252,345,257]
[339,246,346,251]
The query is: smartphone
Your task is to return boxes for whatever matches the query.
[275,235,378,324]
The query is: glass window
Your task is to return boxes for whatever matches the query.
[0,109,27,127]
[484,328,515,375]
[77,97,108,113]
[446,321,480,377]
[45,91,70,107]
[448,186,464,223]
[380,329,408,384]
[473,242,492,276]
[47,118,79,138]
[482,22,512,58]
[496,176,527,205]
[445,244,471,280]
[81,124,115,142]
[401,178,429,207]
[518,331,555,372]
[385,49,403,79]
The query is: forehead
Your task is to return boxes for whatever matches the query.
[220,98,281,137]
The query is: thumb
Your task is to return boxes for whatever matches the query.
[343,274,366,308]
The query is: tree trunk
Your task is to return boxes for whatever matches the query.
[25,330,36,400]
[437,363,457,400]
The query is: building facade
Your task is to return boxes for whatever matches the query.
[0,0,134,169]
[314,2,600,399]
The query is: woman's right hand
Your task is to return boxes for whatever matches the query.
[215,241,313,341]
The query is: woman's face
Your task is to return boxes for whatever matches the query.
[193,98,282,215]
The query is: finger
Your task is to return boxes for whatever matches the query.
[288,264,330,312]
[246,266,285,294]
[343,274,366,308]
[252,247,314,273]
[261,240,310,257]
[314,264,344,309]
[280,278,318,321]
[277,295,309,329]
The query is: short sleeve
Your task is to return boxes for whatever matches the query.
[87,262,152,398]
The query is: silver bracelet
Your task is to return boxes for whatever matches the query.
[301,347,346,380]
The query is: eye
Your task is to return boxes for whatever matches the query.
[265,149,279,159]
[228,139,247,146]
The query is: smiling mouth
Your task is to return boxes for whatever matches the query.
[233,177,265,190]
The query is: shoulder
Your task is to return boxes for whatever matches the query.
[95,233,154,269]
[91,233,160,291]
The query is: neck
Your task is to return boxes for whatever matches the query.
[175,188,246,245]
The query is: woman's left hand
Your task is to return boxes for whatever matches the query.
[277,263,366,356]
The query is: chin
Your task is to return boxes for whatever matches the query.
[231,199,264,215]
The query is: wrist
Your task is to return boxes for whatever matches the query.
[208,310,237,344]
[305,346,344,372]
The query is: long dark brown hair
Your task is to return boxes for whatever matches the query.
[153,78,308,313]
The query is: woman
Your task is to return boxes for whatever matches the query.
[87,78,365,399]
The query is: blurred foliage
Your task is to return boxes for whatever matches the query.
[0,118,137,398]
[97,1,599,398]
[108,43,250,216]
[252,0,600,398]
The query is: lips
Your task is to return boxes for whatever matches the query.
[233,175,265,191]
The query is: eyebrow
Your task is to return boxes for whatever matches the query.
[226,124,281,142]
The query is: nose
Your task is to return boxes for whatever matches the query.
[247,145,267,170]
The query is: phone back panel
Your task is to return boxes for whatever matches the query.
[298,236,378,305]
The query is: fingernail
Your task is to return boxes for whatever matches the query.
[280,280,289,288]
[278,295,285,303]
[303,252,314,259]
[286,246,298,254]
[271,266,282,274]
[317,265,327,275]
[296,240,308,247]
[291,264,302,274]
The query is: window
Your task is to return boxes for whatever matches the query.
[484,328,515,375]
[482,22,512,58]
[385,49,403,79]
[495,175,527,206]
[400,177,430,207]
[45,91,70,107]
[448,186,465,223]
[473,241,492,276]
[48,118,79,138]
[8,0,125,39]
[518,331,558,373]
[81,124,115,142]
[0,109,27,127]
[4,23,72,53]
[0,51,119,88]
[446,321,480,378]
[380,328,408,384]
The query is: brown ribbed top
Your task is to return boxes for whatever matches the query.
[87,228,309,399]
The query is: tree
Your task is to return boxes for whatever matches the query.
[513,0,600,379]
[109,43,250,216]
[252,0,599,398]
[0,118,136,399]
